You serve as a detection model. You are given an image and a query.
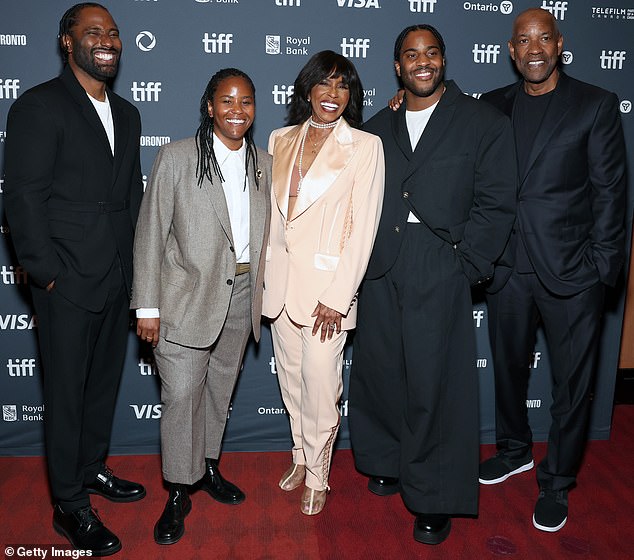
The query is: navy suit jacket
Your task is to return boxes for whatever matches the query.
[481,73,627,296]
[364,80,516,287]
[4,65,143,311]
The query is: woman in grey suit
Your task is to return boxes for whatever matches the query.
[131,68,272,545]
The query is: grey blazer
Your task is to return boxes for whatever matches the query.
[131,137,272,347]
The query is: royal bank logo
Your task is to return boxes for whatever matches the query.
[136,30,156,52]
[275,0,300,5]
[2,404,17,422]
[620,100,632,114]
[130,403,162,419]
[1,265,27,285]
[203,32,233,54]
[341,38,370,58]
[0,78,20,100]
[140,135,171,147]
[266,35,310,56]
[561,50,573,65]
[541,0,568,20]
[591,6,634,20]
[464,1,513,14]
[272,84,294,104]
[409,0,437,12]
[472,43,501,63]
[195,0,239,3]
[0,34,27,46]
[363,87,375,107]
[337,0,380,8]
[131,81,162,102]
[600,50,626,70]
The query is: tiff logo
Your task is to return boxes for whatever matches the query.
[138,358,157,376]
[7,358,36,377]
[1,265,27,285]
[541,0,568,20]
[272,84,294,104]
[473,43,501,64]
[276,0,300,4]
[341,38,370,58]
[0,79,20,99]
[131,81,161,102]
[409,0,436,12]
[600,50,626,70]
[529,351,541,369]
[473,310,484,328]
[203,33,233,54]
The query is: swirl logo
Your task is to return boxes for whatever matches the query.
[136,31,156,52]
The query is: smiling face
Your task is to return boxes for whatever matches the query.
[509,8,563,95]
[63,6,121,83]
[308,74,350,125]
[395,29,445,110]
[207,75,255,150]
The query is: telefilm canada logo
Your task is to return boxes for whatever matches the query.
[591,6,634,20]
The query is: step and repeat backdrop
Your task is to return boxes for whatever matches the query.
[1,0,632,456]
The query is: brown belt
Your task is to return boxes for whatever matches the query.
[235,263,250,276]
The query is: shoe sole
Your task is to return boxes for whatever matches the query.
[86,488,147,503]
[53,521,122,556]
[154,500,192,545]
[479,460,534,485]
[532,513,567,533]
[413,518,451,545]
[368,479,400,496]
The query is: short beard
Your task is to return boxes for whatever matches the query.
[72,43,119,82]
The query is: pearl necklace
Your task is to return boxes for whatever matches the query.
[298,118,339,193]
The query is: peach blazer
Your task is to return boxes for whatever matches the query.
[262,118,384,330]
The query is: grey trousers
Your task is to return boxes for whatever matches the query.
[154,273,251,484]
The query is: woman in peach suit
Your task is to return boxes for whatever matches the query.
[263,51,384,515]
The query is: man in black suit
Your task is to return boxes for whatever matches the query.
[478,8,626,533]
[349,24,516,545]
[4,3,145,555]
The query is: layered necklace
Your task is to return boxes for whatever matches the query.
[297,117,340,193]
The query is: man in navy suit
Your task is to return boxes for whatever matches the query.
[478,8,626,533]
[4,3,145,555]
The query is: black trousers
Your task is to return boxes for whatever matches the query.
[31,263,129,511]
[486,269,604,491]
[349,224,479,515]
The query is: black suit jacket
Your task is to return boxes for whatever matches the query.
[481,73,627,296]
[4,65,143,311]
[363,80,516,286]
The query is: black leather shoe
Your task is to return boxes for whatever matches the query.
[53,505,121,556]
[154,484,192,545]
[414,514,451,545]
[86,465,146,503]
[368,476,399,496]
[200,458,245,505]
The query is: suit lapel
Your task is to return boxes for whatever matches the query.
[109,92,129,190]
[271,125,301,221]
[391,106,413,161]
[201,168,234,245]
[519,74,573,186]
[60,66,114,162]
[401,81,458,183]
[292,119,356,219]
[248,157,266,265]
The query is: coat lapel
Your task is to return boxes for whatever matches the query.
[400,81,459,183]
[201,168,234,245]
[60,66,114,162]
[109,92,129,190]
[519,74,573,186]
[248,157,266,265]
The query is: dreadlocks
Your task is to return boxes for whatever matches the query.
[195,68,260,190]
[58,2,107,62]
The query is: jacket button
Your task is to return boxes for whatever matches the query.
[229,246,235,252]
[402,191,409,199]
[227,279,233,286]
